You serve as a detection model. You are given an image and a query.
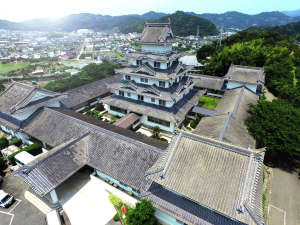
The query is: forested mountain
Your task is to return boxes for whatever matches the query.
[248,21,300,41]
[121,11,219,37]
[282,9,300,17]
[189,11,300,29]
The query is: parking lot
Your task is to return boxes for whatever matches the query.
[0,172,46,225]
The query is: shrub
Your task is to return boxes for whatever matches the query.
[9,139,22,147]
[113,213,120,222]
[126,200,157,225]
[0,155,7,173]
[8,143,42,165]
[0,137,9,150]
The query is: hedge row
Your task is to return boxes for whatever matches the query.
[9,139,23,147]
[8,143,42,165]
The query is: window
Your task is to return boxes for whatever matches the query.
[110,106,127,114]
[136,60,142,66]
[119,90,124,97]
[167,62,170,68]
[125,75,131,80]
[148,116,170,127]
[138,95,144,101]
[127,92,131,97]
[151,98,155,103]
[159,81,165,88]
[140,78,148,83]
[154,61,161,69]
[159,100,166,106]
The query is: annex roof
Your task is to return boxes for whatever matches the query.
[193,87,258,149]
[225,65,265,84]
[144,131,265,225]
[193,74,225,91]
[113,113,140,129]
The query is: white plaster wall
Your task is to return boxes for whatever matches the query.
[141,115,175,133]
[141,44,172,54]
[227,81,257,93]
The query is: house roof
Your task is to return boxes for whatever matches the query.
[140,23,177,44]
[16,108,166,196]
[144,131,265,225]
[193,74,225,90]
[61,75,122,109]
[103,88,204,124]
[127,52,181,62]
[193,87,258,149]
[113,113,140,129]
[225,65,265,84]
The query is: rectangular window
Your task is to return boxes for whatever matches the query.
[167,62,170,68]
[110,106,127,114]
[127,92,131,97]
[148,116,170,127]
[125,75,131,80]
[159,100,166,106]
[141,78,148,83]
[154,61,161,69]
[138,95,144,101]
[119,90,124,97]
[151,98,155,103]
[159,81,165,88]
[136,60,142,66]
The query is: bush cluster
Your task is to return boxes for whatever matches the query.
[8,143,42,165]
[0,137,9,150]
[9,139,22,147]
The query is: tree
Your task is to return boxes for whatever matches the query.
[0,137,9,150]
[245,100,300,167]
[152,126,161,139]
[126,200,158,225]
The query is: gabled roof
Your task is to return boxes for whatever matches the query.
[193,74,225,91]
[140,23,176,44]
[144,131,265,225]
[225,65,265,84]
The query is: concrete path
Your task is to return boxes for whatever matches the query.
[267,168,300,225]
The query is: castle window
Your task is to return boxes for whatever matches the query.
[119,90,124,97]
[110,106,127,114]
[151,98,155,103]
[154,61,161,69]
[138,95,144,101]
[140,78,149,83]
[159,81,165,88]
[125,75,131,80]
[159,100,166,106]
[127,92,131,97]
[136,60,142,66]
[148,116,170,127]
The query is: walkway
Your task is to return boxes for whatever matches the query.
[267,168,300,225]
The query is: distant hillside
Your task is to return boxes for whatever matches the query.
[282,9,300,17]
[188,11,300,30]
[248,21,300,41]
[0,11,167,32]
[121,11,219,37]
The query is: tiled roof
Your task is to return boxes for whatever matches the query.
[113,113,140,129]
[145,131,265,225]
[103,88,204,123]
[140,23,176,44]
[61,75,122,109]
[193,87,258,149]
[16,108,165,196]
[193,74,225,90]
[225,65,265,84]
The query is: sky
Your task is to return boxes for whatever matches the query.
[1,0,299,22]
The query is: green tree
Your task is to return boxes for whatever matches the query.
[152,126,161,139]
[0,137,9,150]
[245,100,300,166]
[126,200,158,225]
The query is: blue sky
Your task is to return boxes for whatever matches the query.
[1,0,299,21]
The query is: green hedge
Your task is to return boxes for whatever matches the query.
[9,139,22,147]
[0,137,9,150]
[8,143,42,165]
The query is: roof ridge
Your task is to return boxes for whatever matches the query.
[218,112,232,141]
[10,87,38,113]
[232,87,245,116]
[48,108,164,154]
[182,131,257,156]
[159,132,182,179]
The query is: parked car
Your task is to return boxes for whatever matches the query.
[0,190,14,208]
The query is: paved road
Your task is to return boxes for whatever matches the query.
[0,172,46,225]
[268,168,300,225]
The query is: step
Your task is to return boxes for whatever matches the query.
[24,191,52,214]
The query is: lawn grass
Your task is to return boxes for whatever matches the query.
[109,194,133,224]
[198,96,220,110]
[0,62,30,75]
